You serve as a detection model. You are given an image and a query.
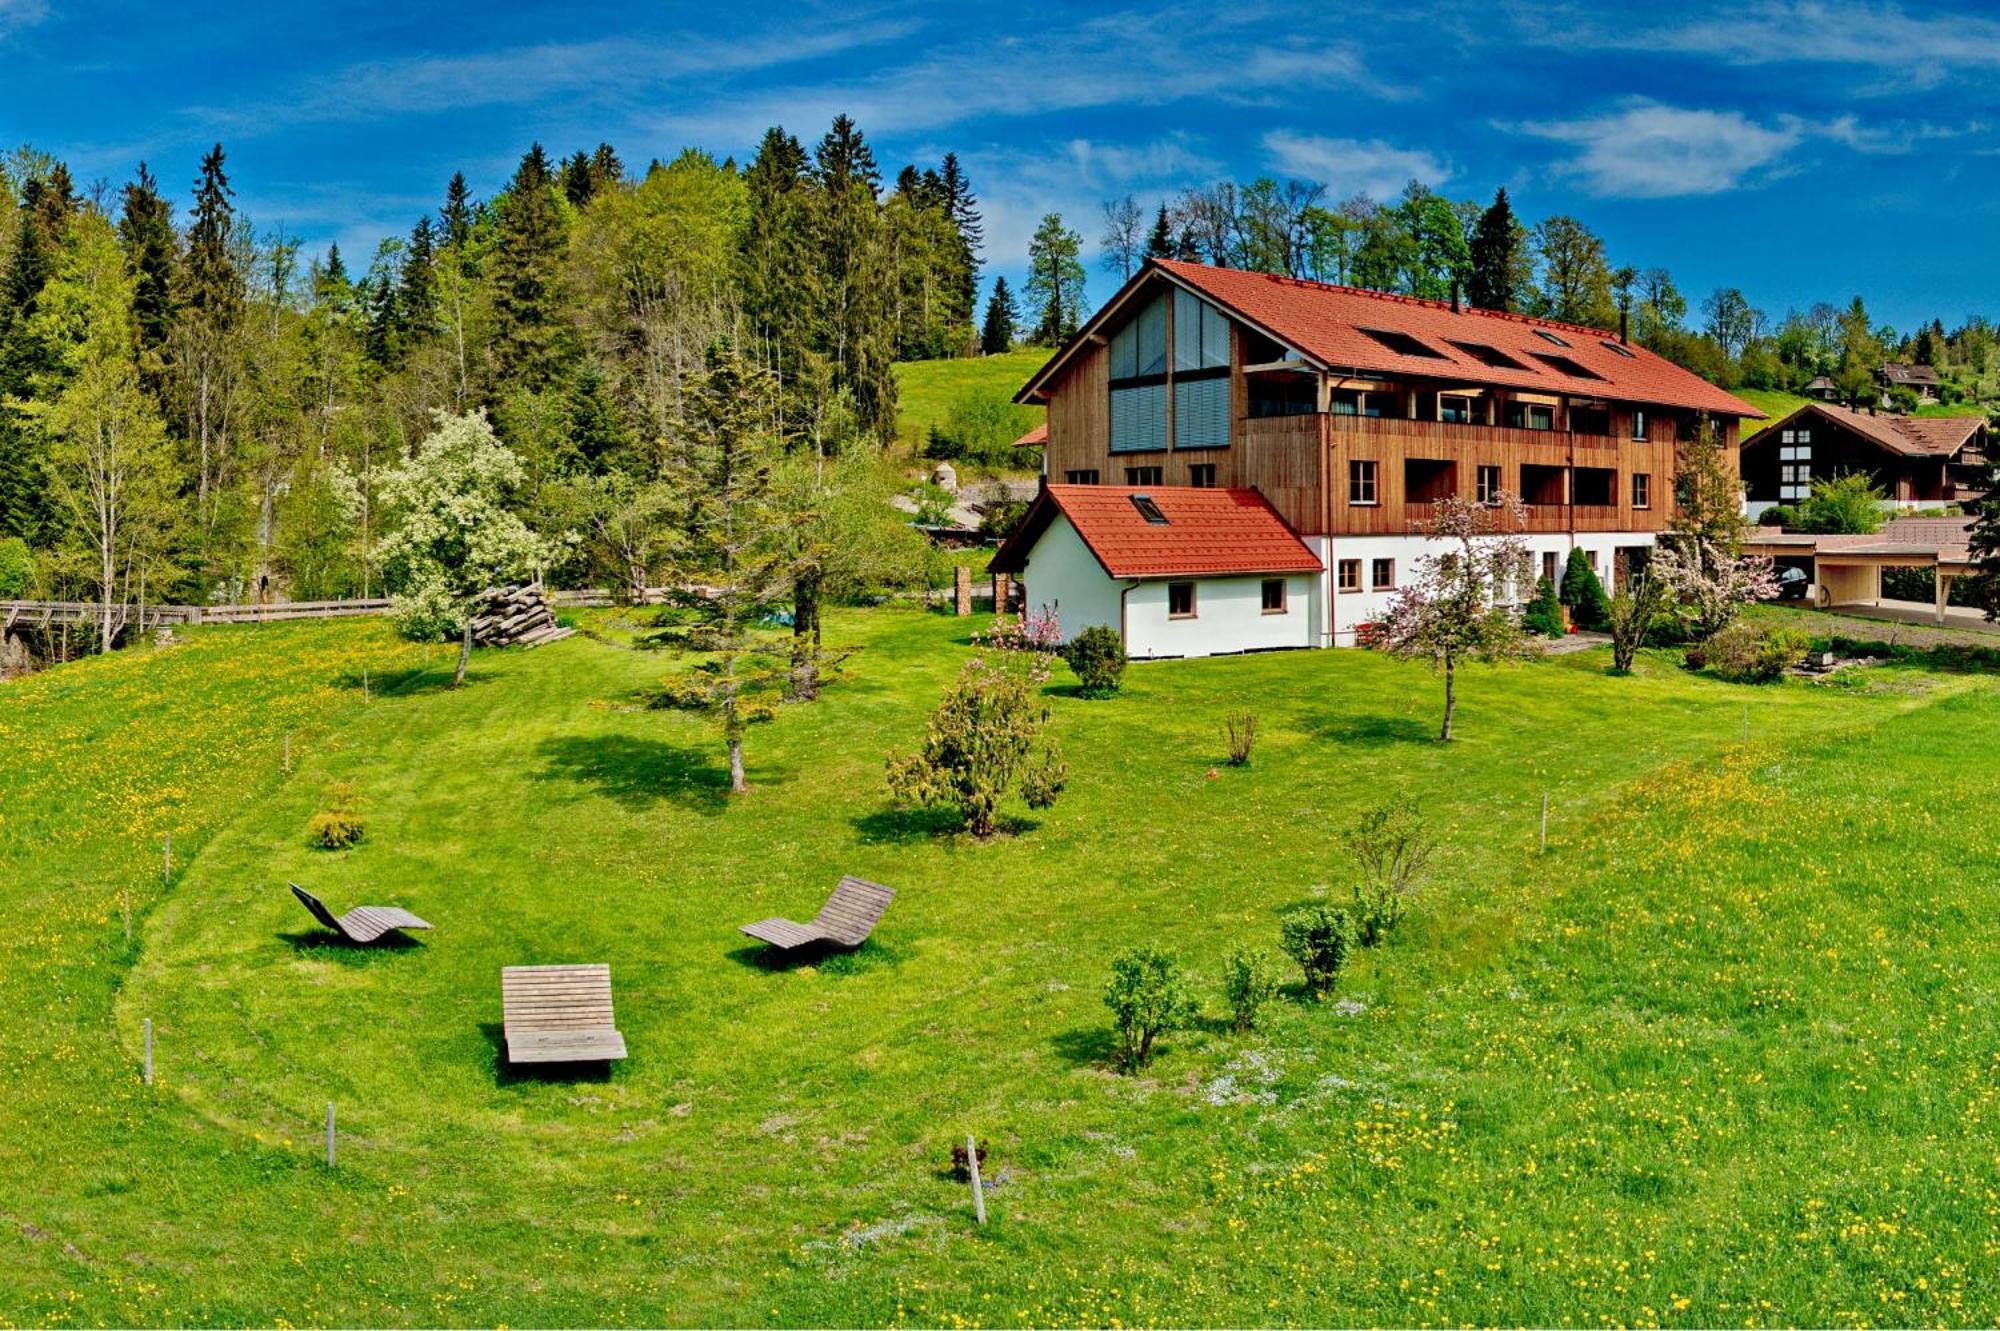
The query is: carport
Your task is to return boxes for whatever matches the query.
[1744,517,1975,627]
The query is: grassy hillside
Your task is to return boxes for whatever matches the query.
[3,614,1998,1324]
[893,347,1047,460]
[1733,387,1809,438]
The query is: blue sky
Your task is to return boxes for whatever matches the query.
[3,0,1998,332]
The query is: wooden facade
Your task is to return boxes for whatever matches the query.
[1041,322,1735,539]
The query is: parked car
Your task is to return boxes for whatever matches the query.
[1776,566,1811,600]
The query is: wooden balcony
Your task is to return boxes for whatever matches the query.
[1404,501,1617,534]
[1328,413,1630,455]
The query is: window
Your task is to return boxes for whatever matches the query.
[1109,292,1170,453]
[1506,401,1556,431]
[1064,469,1099,484]
[1249,373,1316,418]
[1541,551,1558,584]
[1795,428,1812,444]
[1632,409,1648,441]
[1601,339,1636,359]
[1358,327,1449,359]
[1175,375,1231,447]
[1130,493,1168,524]
[1168,581,1196,618]
[1477,464,1502,504]
[1447,339,1529,370]
[1570,405,1611,436]
[1780,429,1795,445]
[1173,289,1232,372]
[1125,465,1163,486]
[1632,472,1651,509]
[1330,388,1397,418]
[1349,459,1379,505]
[1371,558,1395,591]
[1110,382,1168,452]
[1529,351,1606,381]
[1337,558,1361,592]
[1439,394,1476,424]
[1532,329,1571,347]
[1188,463,1217,488]
[1261,579,1287,613]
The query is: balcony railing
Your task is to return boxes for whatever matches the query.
[1327,413,1635,452]
[1405,501,1617,533]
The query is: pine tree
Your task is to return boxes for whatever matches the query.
[1466,188,1523,312]
[1026,213,1085,345]
[560,151,595,207]
[1559,547,1610,630]
[118,163,177,390]
[937,152,981,329]
[1143,203,1174,261]
[981,277,1017,355]
[176,143,246,559]
[441,171,474,250]
[810,117,896,440]
[589,142,624,191]
[489,143,568,390]
[400,215,438,339]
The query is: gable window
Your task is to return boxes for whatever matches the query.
[1261,579,1287,613]
[1109,293,1170,453]
[1349,459,1379,505]
[1064,469,1100,484]
[1337,559,1361,592]
[1477,464,1502,504]
[1371,558,1395,591]
[1125,465,1163,486]
[1172,289,1232,449]
[1439,393,1476,424]
[1632,409,1648,441]
[1632,472,1651,509]
[1168,581,1196,618]
[1188,463,1217,488]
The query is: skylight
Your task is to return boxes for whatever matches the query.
[1358,327,1449,360]
[1600,339,1637,359]
[1446,339,1529,370]
[1531,329,1572,347]
[1530,352,1606,381]
[1130,494,1169,525]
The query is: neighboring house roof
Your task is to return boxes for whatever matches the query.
[1750,517,1975,567]
[1012,422,1048,447]
[989,485,1324,579]
[1879,362,1942,386]
[1751,402,1985,459]
[1804,375,1837,391]
[1018,258,1763,419]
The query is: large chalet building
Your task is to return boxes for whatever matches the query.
[1740,402,1988,516]
[992,259,1762,655]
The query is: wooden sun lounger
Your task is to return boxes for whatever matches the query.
[502,964,628,1064]
[741,876,896,952]
[289,882,432,944]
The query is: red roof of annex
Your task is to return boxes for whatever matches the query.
[989,485,1323,580]
[1020,259,1763,420]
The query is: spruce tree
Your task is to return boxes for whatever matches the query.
[938,152,981,328]
[810,116,896,440]
[981,277,1016,355]
[588,142,624,191]
[118,163,177,388]
[176,143,245,558]
[441,171,474,250]
[400,215,438,339]
[1559,547,1611,631]
[1143,203,1174,261]
[1466,188,1521,312]
[560,151,597,207]
[489,143,568,390]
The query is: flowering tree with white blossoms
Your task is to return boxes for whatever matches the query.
[376,410,552,687]
[1377,493,1539,742]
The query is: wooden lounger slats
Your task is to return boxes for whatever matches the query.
[741,876,895,951]
[502,964,627,1064]
[290,883,432,944]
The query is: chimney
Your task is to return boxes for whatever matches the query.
[1450,279,1461,314]
[1619,306,1630,345]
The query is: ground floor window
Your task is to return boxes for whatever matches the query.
[1125,465,1163,486]
[1337,558,1361,592]
[1168,581,1196,618]
[1541,551,1558,583]
[1064,469,1099,484]
[1261,579,1286,613]
[1188,463,1217,487]
[1371,558,1395,590]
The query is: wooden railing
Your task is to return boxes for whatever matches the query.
[1,586,673,637]
[1328,413,1631,454]
[1402,502,1615,534]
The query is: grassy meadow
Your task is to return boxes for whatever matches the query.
[892,348,1048,459]
[2,608,1999,1325]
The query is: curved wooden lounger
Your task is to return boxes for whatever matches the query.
[502,963,627,1064]
[741,876,896,952]
[289,882,432,944]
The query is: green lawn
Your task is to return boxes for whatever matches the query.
[4,611,2000,1325]
[1734,388,1809,439]
[893,348,1048,457]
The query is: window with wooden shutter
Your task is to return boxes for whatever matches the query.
[1110,383,1167,453]
[1174,375,1230,449]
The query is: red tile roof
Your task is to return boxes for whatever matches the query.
[1012,422,1048,447]
[1022,259,1762,419]
[1754,402,1984,458]
[990,485,1323,580]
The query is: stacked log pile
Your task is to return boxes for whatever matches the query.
[468,584,573,648]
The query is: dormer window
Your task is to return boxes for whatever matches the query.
[1358,327,1449,359]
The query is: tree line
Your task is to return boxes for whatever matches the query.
[0,115,983,623]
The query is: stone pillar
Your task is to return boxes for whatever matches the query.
[954,564,972,616]
[992,572,1012,614]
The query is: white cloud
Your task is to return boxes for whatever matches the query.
[0,0,47,38]
[1653,1,2000,76]
[1516,101,1804,197]
[1261,130,1452,198]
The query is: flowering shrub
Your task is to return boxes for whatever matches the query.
[886,652,1067,837]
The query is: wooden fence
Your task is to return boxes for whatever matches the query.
[0,587,681,638]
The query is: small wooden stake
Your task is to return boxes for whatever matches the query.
[122,883,131,941]
[1742,705,1749,743]
[162,833,171,884]
[362,668,370,703]
[283,732,292,774]
[1539,792,1549,854]
[326,1102,336,1168]
[967,1133,986,1226]
[143,1018,153,1085]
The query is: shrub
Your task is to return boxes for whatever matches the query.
[1559,548,1610,630]
[1521,575,1565,638]
[1795,472,1885,535]
[1704,620,1812,683]
[1279,903,1356,997]
[887,652,1067,837]
[0,536,31,598]
[1343,806,1436,945]
[1758,504,1799,528]
[307,810,366,850]
[1223,711,1257,766]
[978,497,1029,540]
[1063,625,1127,697]
[949,1138,989,1182]
[1103,945,1200,1069]
[1222,947,1281,1033]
